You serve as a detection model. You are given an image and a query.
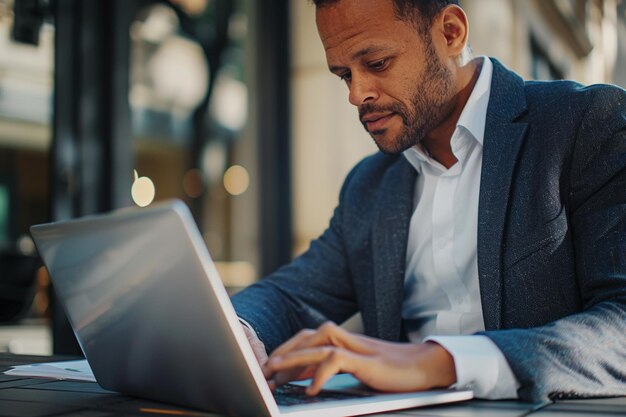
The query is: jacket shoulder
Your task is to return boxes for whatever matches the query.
[524,79,626,111]
[339,152,405,200]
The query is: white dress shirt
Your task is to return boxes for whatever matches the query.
[402,57,519,399]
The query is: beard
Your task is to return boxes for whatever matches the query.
[359,41,455,154]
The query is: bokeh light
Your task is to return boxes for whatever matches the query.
[183,168,205,198]
[223,165,250,196]
[132,170,156,207]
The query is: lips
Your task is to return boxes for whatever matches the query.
[361,113,395,132]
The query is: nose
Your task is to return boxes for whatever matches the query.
[348,73,379,106]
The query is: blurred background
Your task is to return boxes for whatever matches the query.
[0,0,624,356]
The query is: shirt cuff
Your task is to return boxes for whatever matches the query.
[239,318,261,339]
[425,335,520,399]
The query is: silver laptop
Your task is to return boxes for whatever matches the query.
[30,200,473,417]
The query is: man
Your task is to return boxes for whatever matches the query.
[232,0,626,403]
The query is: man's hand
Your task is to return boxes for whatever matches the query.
[242,324,269,365]
[262,321,456,395]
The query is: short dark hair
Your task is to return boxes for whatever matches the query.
[312,0,460,34]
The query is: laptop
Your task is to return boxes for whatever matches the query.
[30,200,473,417]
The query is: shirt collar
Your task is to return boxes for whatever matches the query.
[403,56,493,172]
[457,56,492,146]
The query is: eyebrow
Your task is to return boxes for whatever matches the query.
[328,46,393,73]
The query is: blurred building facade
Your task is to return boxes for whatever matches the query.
[290,0,626,254]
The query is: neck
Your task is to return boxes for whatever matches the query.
[421,58,483,169]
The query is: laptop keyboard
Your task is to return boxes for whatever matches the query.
[273,383,374,406]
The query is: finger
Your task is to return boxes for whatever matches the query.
[268,346,347,392]
[307,349,363,396]
[263,358,284,379]
[264,354,320,381]
[265,323,377,381]
[266,347,337,387]
[334,333,376,355]
[264,354,311,379]
[270,328,317,358]
[272,364,316,387]
[266,346,335,372]
[308,323,377,355]
[306,352,344,396]
[273,322,374,360]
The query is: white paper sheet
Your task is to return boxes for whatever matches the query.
[4,359,96,382]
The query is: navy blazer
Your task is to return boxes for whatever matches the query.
[232,59,626,402]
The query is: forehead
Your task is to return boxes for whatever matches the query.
[316,0,420,62]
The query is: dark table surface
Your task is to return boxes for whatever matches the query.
[1,353,625,417]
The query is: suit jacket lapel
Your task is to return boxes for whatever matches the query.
[478,59,529,330]
[371,157,415,341]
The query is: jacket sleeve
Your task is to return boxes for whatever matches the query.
[231,162,364,353]
[484,86,626,403]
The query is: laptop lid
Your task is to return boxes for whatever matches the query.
[31,200,472,417]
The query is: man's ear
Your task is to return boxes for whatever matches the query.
[434,5,469,58]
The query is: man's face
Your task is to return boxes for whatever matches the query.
[316,0,456,154]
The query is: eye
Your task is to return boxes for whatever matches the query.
[368,58,388,71]
[339,71,352,82]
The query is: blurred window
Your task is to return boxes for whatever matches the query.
[129,0,259,288]
[0,0,52,346]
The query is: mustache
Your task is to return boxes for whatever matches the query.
[358,103,407,123]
